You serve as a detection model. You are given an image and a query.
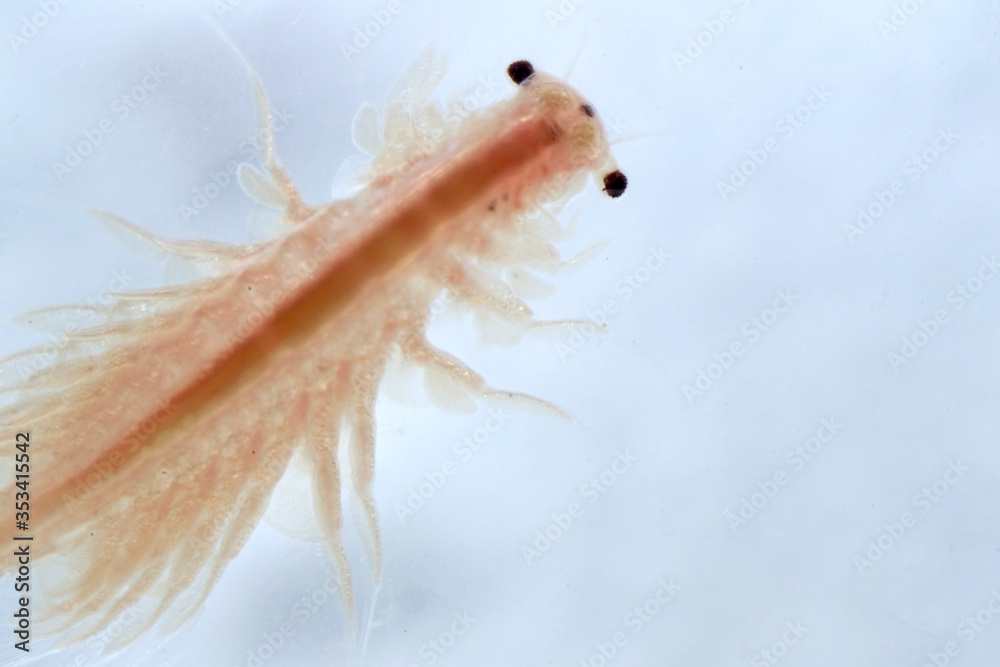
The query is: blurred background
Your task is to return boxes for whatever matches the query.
[1,1,999,665]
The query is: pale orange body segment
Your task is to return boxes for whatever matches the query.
[0,52,625,652]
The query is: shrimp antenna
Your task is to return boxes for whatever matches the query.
[195,5,258,80]
[561,27,589,82]
[609,130,674,147]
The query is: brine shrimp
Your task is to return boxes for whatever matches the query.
[0,49,627,657]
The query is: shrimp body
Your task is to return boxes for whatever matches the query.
[0,52,626,651]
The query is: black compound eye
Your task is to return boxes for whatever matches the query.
[507,60,535,85]
[602,170,627,198]
[580,104,595,117]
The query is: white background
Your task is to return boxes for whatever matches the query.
[2,1,1000,665]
